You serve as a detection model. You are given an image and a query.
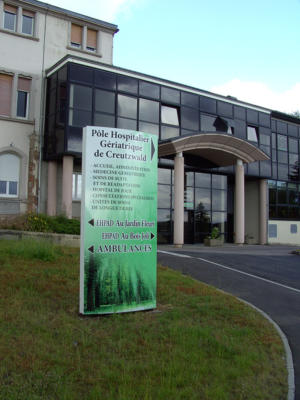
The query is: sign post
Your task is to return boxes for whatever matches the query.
[80,127,157,315]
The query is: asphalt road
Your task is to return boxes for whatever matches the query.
[157,244,300,400]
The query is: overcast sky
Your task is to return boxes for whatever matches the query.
[47,0,300,114]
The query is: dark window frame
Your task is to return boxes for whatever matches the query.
[247,125,259,143]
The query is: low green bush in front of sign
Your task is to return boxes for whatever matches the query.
[0,213,80,235]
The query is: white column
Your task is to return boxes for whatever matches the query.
[173,152,184,247]
[17,6,22,34]
[62,156,74,219]
[0,2,4,29]
[82,26,87,51]
[11,74,18,117]
[96,30,102,55]
[47,161,57,216]
[234,159,245,244]
[259,179,268,244]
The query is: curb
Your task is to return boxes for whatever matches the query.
[199,284,295,400]
[0,229,80,247]
[238,299,295,400]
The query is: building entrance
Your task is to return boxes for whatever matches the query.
[158,168,229,244]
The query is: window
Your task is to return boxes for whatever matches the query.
[259,134,271,156]
[4,4,17,31]
[70,24,98,53]
[0,74,32,118]
[201,114,216,132]
[117,75,138,94]
[139,81,160,99]
[87,29,97,52]
[3,5,35,36]
[158,184,171,208]
[269,180,300,220]
[277,134,287,151]
[22,10,34,35]
[289,138,298,154]
[161,87,180,104]
[213,116,233,134]
[161,105,179,126]
[139,98,159,123]
[158,168,171,184]
[0,73,13,116]
[139,121,159,136]
[17,77,31,118]
[161,125,179,140]
[117,94,137,119]
[0,153,20,197]
[69,84,92,127]
[195,188,211,211]
[95,89,115,114]
[72,173,82,200]
[247,126,258,142]
[71,24,83,48]
[181,107,199,131]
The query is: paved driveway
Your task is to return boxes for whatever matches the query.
[157,244,300,400]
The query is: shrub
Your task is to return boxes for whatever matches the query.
[26,213,51,232]
[48,215,80,235]
[0,213,80,235]
[210,227,220,239]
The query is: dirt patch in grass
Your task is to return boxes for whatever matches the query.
[0,240,287,400]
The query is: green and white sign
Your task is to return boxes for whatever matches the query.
[80,127,158,315]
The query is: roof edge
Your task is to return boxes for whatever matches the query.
[158,133,269,165]
[271,110,300,125]
[45,56,271,113]
[19,0,119,32]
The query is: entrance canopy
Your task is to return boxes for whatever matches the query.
[158,133,269,166]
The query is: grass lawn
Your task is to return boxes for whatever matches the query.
[0,240,287,400]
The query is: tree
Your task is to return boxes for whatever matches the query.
[291,111,300,119]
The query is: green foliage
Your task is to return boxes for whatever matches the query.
[0,213,80,235]
[47,214,80,235]
[209,227,220,239]
[291,110,300,118]
[26,213,51,232]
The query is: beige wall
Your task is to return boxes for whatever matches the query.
[245,180,259,243]
[0,0,116,215]
[268,220,300,245]
[45,159,81,218]
[0,2,115,73]
[0,120,34,154]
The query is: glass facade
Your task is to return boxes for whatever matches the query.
[157,169,229,244]
[269,180,300,219]
[44,61,300,243]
